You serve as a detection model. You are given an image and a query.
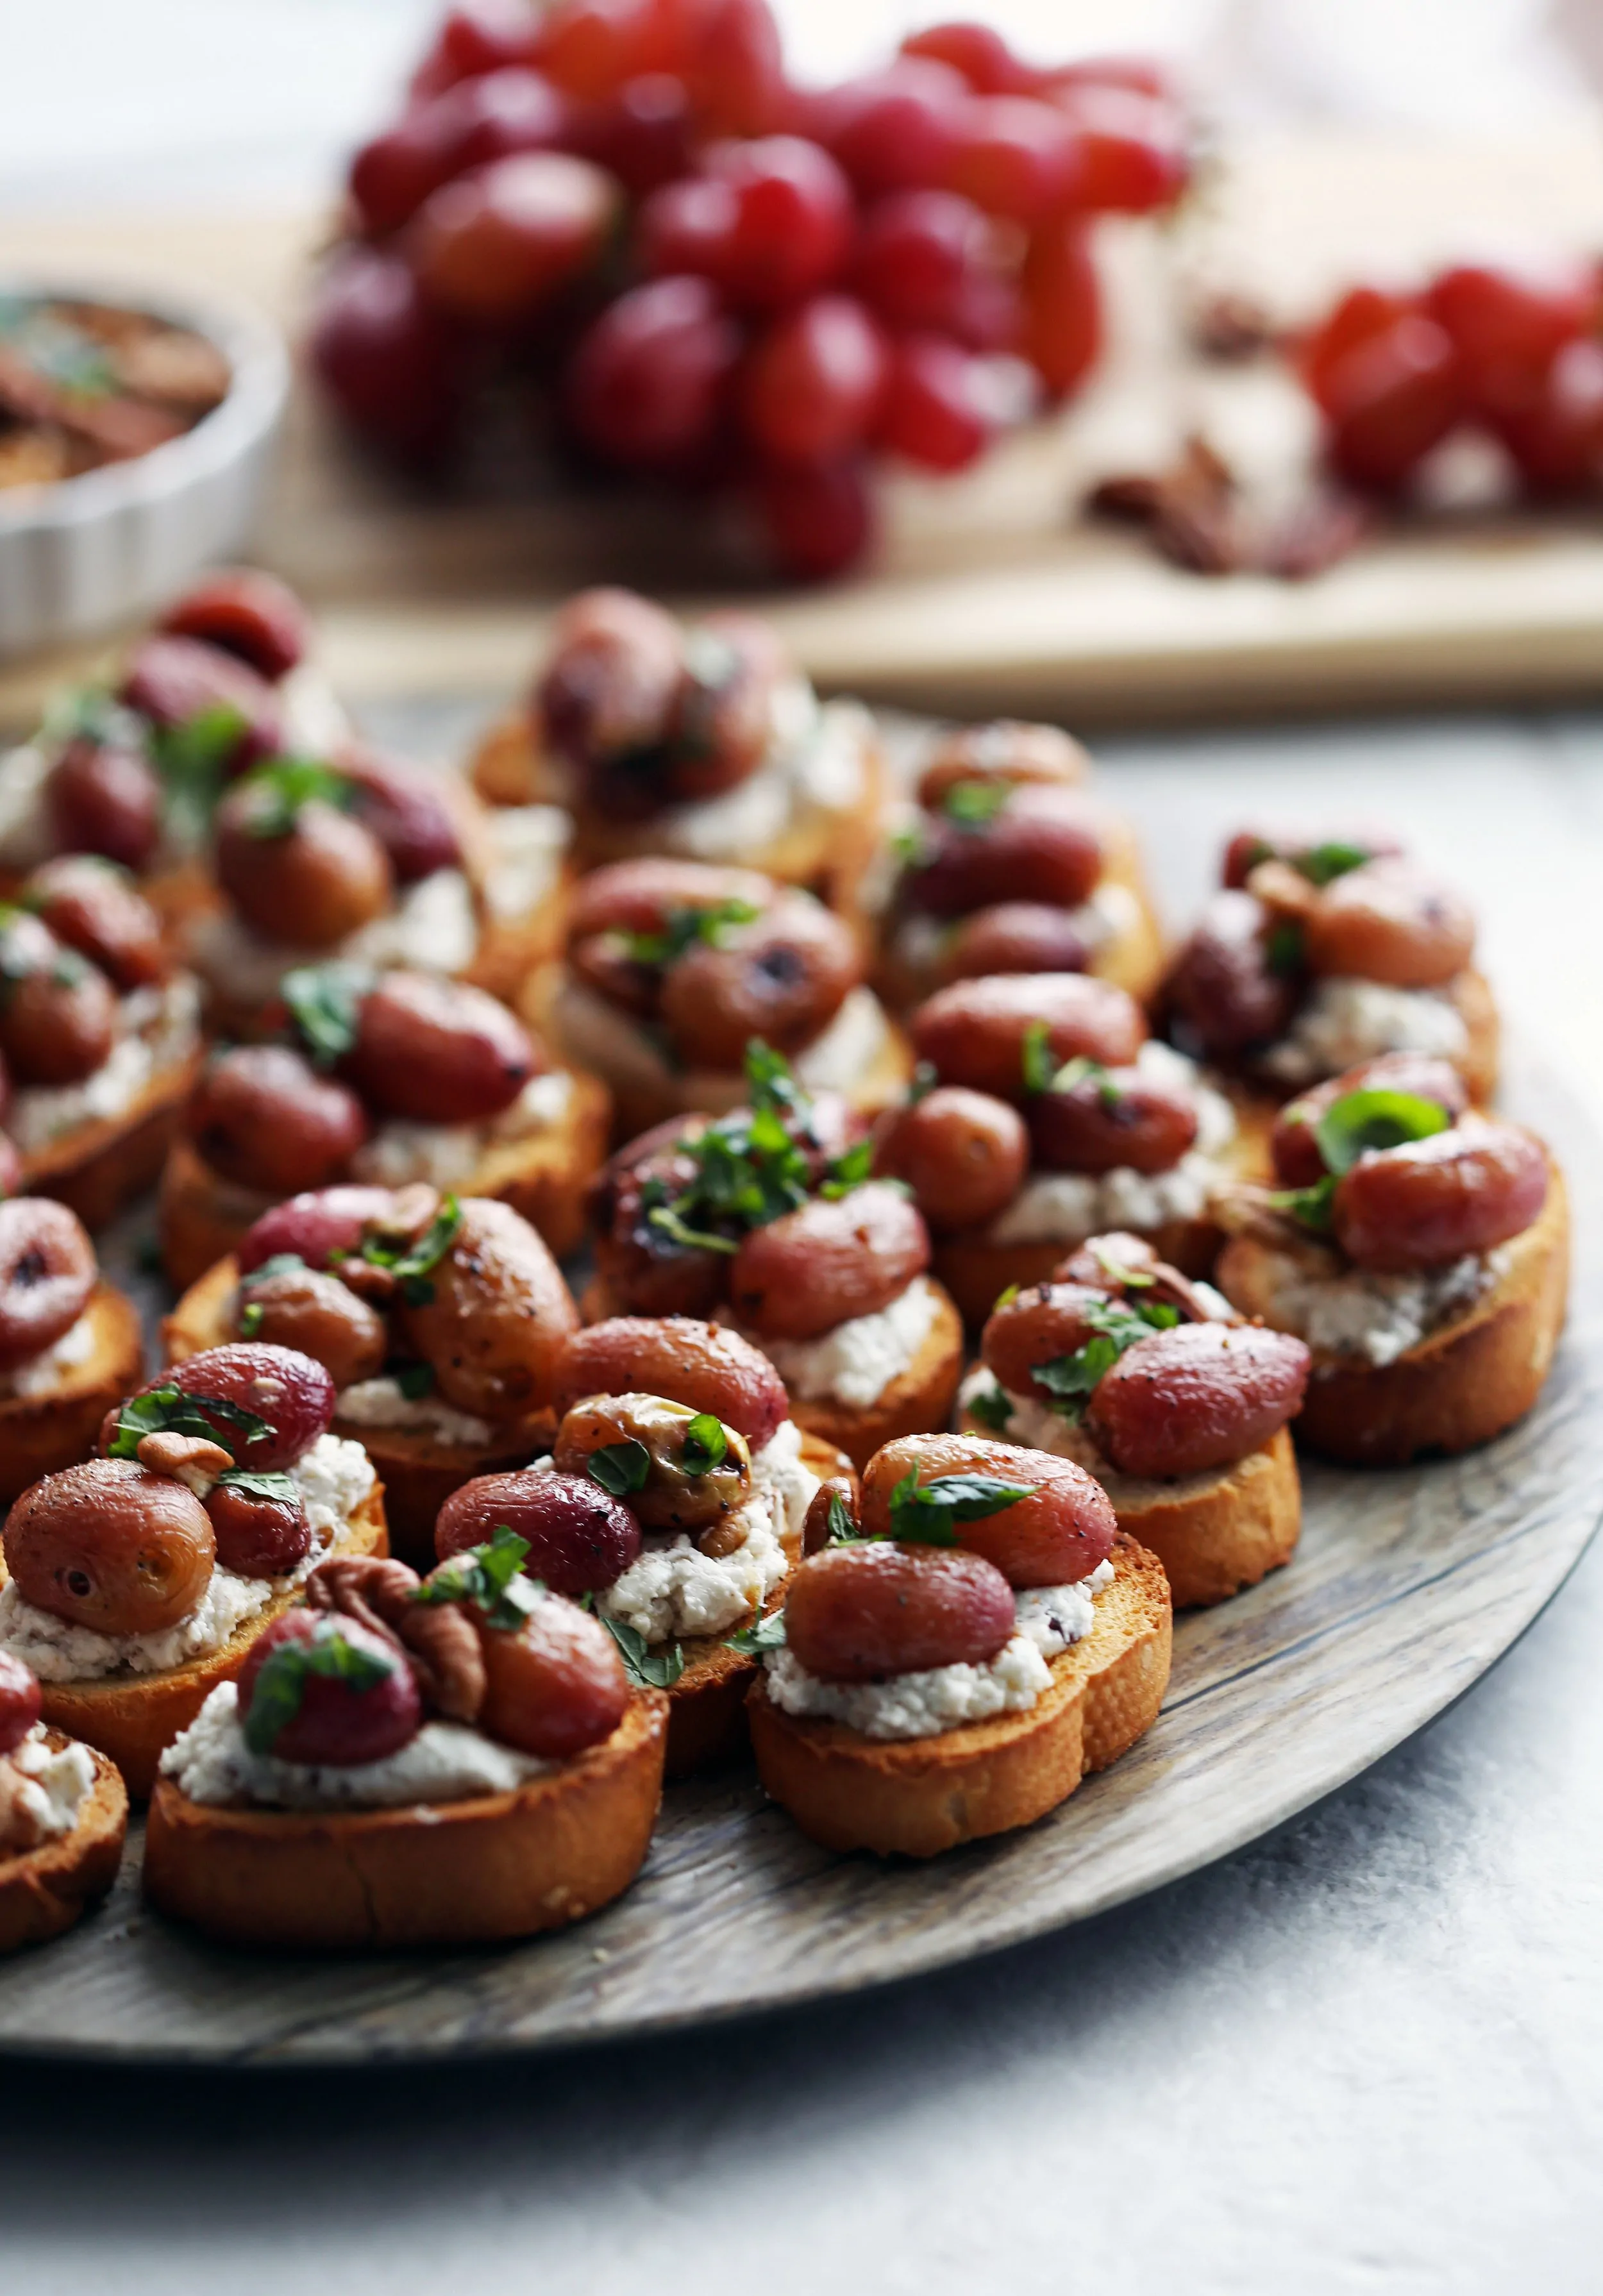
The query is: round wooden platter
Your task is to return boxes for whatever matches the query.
[0,1055,1596,2066]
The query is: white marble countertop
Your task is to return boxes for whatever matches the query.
[4,705,1602,2293]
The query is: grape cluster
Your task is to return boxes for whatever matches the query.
[311,2,1190,578]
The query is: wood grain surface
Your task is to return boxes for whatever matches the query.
[4,128,1603,730]
[0,1050,1592,2067]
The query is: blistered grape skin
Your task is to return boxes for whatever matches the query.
[22,857,168,991]
[979,1282,1111,1404]
[911,973,1146,1103]
[1086,1323,1311,1478]
[160,569,309,681]
[474,1598,630,1758]
[1330,1118,1549,1273]
[874,1086,1028,1232]
[1270,1052,1470,1187]
[344,972,538,1122]
[46,739,162,873]
[783,1541,1017,1681]
[402,1198,577,1421]
[658,895,857,1069]
[235,1268,387,1393]
[538,587,683,775]
[0,1197,97,1375]
[203,1480,313,1579]
[860,1432,1116,1587]
[435,1468,642,1594]
[567,855,771,941]
[1302,860,1476,991]
[0,925,117,1087]
[185,1046,369,1194]
[238,1611,421,1768]
[916,722,1088,809]
[1028,1066,1198,1177]
[340,751,463,883]
[156,1345,337,1470]
[729,1184,930,1341]
[555,1317,788,1449]
[0,1651,42,1757]
[236,1186,397,1277]
[3,1459,216,1638]
[214,787,393,952]
[905,787,1104,918]
[553,1393,750,1534]
[1163,889,1300,1060]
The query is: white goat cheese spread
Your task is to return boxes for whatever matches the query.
[746,1275,941,1411]
[764,1558,1116,1741]
[555,975,889,1107]
[277,663,352,757]
[187,866,479,1006]
[986,1043,1237,1247]
[1259,1246,1506,1368]
[482,802,569,922]
[1262,975,1470,1085]
[0,1434,375,1682]
[600,1484,794,1645]
[162,1680,548,1810]
[8,1724,96,1839]
[0,1307,99,1400]
[335,1377,495,1448]
[8,973,201,1153]
[646,688,867,861]
[351,1068,574,1190]
[750,1417,821,1543]
[0,742,55,872]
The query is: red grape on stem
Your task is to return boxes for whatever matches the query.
[567,274,741,469]
[1047,82,1189,214]
[738,294,889,462]
[410,151,620,324]
[816,59,966,198]
[310,247,462,464]
[755,457,875,579]
[1321,314,1463,490]
[875,333,991,471]
[946,94,1082,225]
[900,22,1038,96]
[1022,216,1101,398]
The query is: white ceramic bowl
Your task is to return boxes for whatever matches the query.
[0,273,290,660]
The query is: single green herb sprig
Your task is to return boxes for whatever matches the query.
[240,757,354,841]
[1020,1018,1057,1096]
[106,1384,274,1462]
[623,897,760,969]
[680,1414,728,1477]
[1030,1297,1180,1420]
[1270,1085,1451,1235]
[965,1380,1014,1433]
[214,1468,299,1505]
[349,1194,464,1305]
[586,1439,651,1497]
[281,963,371,1068]
[243,1622,396,1757]
[641,1042,866,1255]
[601,1616,685,1689]
[725,1610,787,1657]
[941,778,1012,828]
[413,1527,541,1632]
[885,1470,1040,1545]
[826,1489,864,1545]
[1295,840,1372,887]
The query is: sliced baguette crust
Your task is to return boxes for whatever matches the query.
[955,1400,1300,1609]
[0,1282,144,1504]
[1217,1162,1570,1466]
[0,1734,128,1955]
[156,1066,612,1292]
[933,1095,1274,1327]
[164,1255,557,1568]
[1,1484,389,1799]
[143,1692,666,1950]
[747,1534,1170,1857]
[22,1048,201,1230]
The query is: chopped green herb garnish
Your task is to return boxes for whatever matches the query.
[601,1616,685,1689]
[966,1379,1014,1433]
[942,778,1012,828]
[1264,921,1304,976]
[623,897,760,969]
[681,1413,728,1477]
[1314,1086,1450,1176]
[215,1468,299,1505]
[819,1135,873,1198]
[414,1527,540,1632]
[885,1469,1039,1545]
[281,962,369,1068]
[239,1302,264,1337]
[725,1609,787,1657]
[243,1621,396,1757]
[586,1439,651,1497]
[395,1362,435,1401]
[1268,1176,1338,1233]
[1296,840,1371,887]
[826,1489,863,1545]
[1030,1297,1181,1420]
[106,1384,274,1462]
[239,1252,307,1288]
[1020,1017,1056,1096]
[357,1194,463,1305]
[240,757,353,841]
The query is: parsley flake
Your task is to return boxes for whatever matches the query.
[725,1609,787,1657]
[242,1621,396,1756]
[885,1469,1039,1545]
[106,1384,274,1462]
[1020,1018,1057,1096]
[240,757,353,841]
[681,1413,728,1477]
[965,1379,1014,1433]
[414,1527,540,1632]
[623,897,760,969]
[281,962,370,1068]
[942,778,1012,828]
[601,1616,685,1689]
[586,1439,651,1497]
[1030,1297,1180,1418]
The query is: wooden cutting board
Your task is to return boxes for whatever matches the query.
[5,124,1603,730]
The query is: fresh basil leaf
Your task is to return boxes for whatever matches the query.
[242,1623,395,1757]
[1032,1335,1121,1418]
[942,778,1012,828]
[885,1469,1039,1545]
[239,1302,264,1337]
[1314,1086,1450,1177]
[827,1489,863,1545]
[360,1194,463,1305]
[623,897,760,969]
[725,1609,787,1657]
[1020,1017,1056,1096]
[966,1379,1014,1432]
[149,702,248,792]
[414,1527,539,1631]
[587,1439,651,1497]
[601,1615,685,1689]
[743,1039,804,1115]
[395,1361,435,1400]
[1264,921,1304,976]
[281,962,369,1068]
[106,1383,273,1462]
[681,1413,728,1477]
[239,1252,306,1289]
[1268,1175,1338,1232]
[819,1135,873,1199]
[240,757,353,841]
[1296,840,1371,887]
[216,1468,298,1504]
[890,821,928,869]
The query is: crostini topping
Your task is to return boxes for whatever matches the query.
[4,1458,217,1637]
[875,1085,1029,1233]
[281,959,366,1064]
[436,1469,643,1596]
[1268,1082,1452,1232]
[414,1525,540,1633]
[239,1610,420,1766]
[0,1718,96,1854]
[862,1435,1117,1588]
[113,1343,337,1470]
[555,1316,790,1451]
[556,1394,753,1532]
[785,1543,1018,1682]
[0,1196,97,1375]
[1024,1296,1184,1418]
[1086,1323,1310,1479]
[0,1651,42,1756]
[882,1470,1041,1546]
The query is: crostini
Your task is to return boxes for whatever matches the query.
[1164,827,1498,1103]
[585,1043,965,1467]
[1214,1055,1568,1462]
[471,586,886,918]
[883,972,1269,1322]
[0,1343,389,1796]
[1,860,202,1225]
[435,1343,844,1777]
[958,1232,1309,1606]
[868,719,1165,1009]
[526,857,911,1141]
[157,962,610,1286]
[0,1652,128,1955]
[145,1545,666,1949]
[746,1432,1171,1857]
[0,1194,144,1503]
[164,1184,578,1567]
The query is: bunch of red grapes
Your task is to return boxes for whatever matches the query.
[310,0,1190,578]
[1300,261,1603,496]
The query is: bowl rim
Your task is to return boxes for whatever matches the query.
[0,269,289,540]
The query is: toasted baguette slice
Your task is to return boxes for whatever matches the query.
[143,1691,666,1950]
[933,1095,1274,1327]
[156,1065,612,1293]
[0,1483,389,1799]
[578,1276,966,1473]
[164,1255,557,1567]
[1217,1162,1569,1466]
[957,1387,1299,1608]
[0,1733,128,1955]
[471,706,889,923]
[748,1533,1170,1857]
[656,1427,851,1779]
[21,1047,201,1230]
[0,1282,144,1505]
